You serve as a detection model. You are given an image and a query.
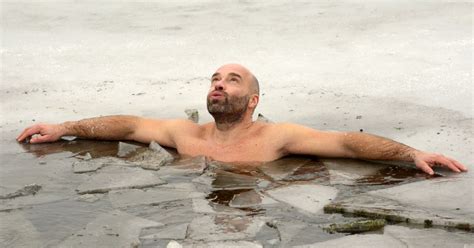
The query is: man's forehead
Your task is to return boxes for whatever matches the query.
[213,64,251,78]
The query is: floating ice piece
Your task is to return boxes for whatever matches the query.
[266,184,338,215]
[192,173,214,187]
[73,160,104,173]
[140,223,188,240]
[109,186,204,208]
[72,157,130,173]
[256,113,272,123]
[273,220,308,246]
[324,177,474,230]
[294,225,474,248]
[117,142,142,157]
[59,210,161,247]
[185,108,199,123]
[192,198,215,214]
[193,241,263,248]
[129,141,174,170]
[0,184,41,199]
[187,215,266,241]
[61,136,77,141]
[323,219,386,234]
[76,166,165,194]
[157,156,207,177]
[293,232,401,248]
[0,212,42,247]
[75,193,103,203]
[229,189,277,208]
[75,152,92,161]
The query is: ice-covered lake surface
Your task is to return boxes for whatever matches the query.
[0,138,472,247]
[1,0,473,247]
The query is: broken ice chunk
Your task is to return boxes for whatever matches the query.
[229,189,277,208]
[185,108,199,123]
[117,142,141,157]
[256,113,272,123]
[0,184,42,199]
[61,136,77,141]
[128,141,174,170]
[76,166,165,194]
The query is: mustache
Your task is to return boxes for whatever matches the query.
[208,90,228,98]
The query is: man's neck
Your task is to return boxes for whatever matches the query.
[211,116,254,144]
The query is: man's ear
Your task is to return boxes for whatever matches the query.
[248,94,259,109]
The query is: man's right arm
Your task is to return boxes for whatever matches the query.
[16,115,177,147]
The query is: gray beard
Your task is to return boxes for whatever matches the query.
[207,93,250,129]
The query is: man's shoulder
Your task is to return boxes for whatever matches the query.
[166,119,210,135]
[257,122,327,138]
[256,121,298,131]
[251,121,295,135]
[166,118,204,128]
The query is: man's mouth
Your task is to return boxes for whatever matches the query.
[209,91,226,100]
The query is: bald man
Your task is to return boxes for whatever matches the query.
[17,64,467,175]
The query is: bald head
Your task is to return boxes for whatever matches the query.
[215,63,260,96]
[250,74,260,96]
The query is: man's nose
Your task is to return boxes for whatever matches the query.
[214,79,225,91]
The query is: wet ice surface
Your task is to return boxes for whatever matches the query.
[2,139,472,247]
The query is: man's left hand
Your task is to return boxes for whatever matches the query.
[412,151,468,175]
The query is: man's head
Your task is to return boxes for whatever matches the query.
[206,64,260,125]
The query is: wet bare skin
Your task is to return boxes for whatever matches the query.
[172,121,286,163]
[16,64,468,175]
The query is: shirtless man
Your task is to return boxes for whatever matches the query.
[17,64,467,175]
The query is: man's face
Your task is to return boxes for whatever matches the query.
[206,65,252,120]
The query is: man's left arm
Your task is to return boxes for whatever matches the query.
[280,123,468,175]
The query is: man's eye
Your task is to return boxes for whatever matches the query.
[230,78,238,82]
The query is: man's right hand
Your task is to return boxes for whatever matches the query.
[17,123,66,144]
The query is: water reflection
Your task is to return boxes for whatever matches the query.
[18,139,121,158]
[356,165,442,185]
[207,189,252,205]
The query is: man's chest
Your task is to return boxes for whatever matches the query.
[174,136,283,162]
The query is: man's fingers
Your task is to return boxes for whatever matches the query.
[17,126,40,142]
[16,128,29,141]
[448,158,468,172]
[417,160,434,175]
[434,156,461,173]
[30,135,51,144]
[16,127,33,141]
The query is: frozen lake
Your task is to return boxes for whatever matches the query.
[1,0,473,247]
